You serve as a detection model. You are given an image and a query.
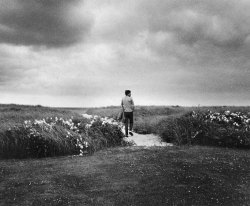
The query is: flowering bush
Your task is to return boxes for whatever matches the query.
[190,110,250,147]
[203,110,250,128]
[159,110,250,148]
[0,114,126,158]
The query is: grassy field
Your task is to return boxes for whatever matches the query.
[0,145,250,205]
[74,105,250,134]
[72,105,250,119]
[0,104,80,132]
[2,103,248,130]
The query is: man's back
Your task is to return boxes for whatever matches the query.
[121,96,134,112]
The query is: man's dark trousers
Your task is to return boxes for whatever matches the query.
[124,112,133,136]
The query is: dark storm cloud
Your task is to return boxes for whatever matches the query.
[0,0,92,47]
[1,0,249,106]
[139,0,250,63]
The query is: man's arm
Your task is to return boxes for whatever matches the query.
[131,98,135,111]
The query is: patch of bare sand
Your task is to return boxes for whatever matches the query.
[121,127,173,147]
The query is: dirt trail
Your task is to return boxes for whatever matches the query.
[121,127,173,147]
[81,113,173,147]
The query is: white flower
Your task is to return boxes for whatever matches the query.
[233,122,239,127]
[84,141,89,147]
[82,114,93,119]
[85,124,91,128]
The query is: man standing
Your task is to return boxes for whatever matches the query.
[121,90,135,137]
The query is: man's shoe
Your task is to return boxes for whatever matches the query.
[129,131,133,136]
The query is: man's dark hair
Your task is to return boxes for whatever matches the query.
[125,90,131,96]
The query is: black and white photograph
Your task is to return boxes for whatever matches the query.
[0,0,250,205]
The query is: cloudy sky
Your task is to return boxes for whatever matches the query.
[0,0,249,107]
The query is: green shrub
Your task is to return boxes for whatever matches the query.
[0,116,126,159]
[157,110,250,148]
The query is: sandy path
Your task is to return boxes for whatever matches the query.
[121,127,173,147]
[81,114,173,147]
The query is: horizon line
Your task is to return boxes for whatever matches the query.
[1,103,250,108]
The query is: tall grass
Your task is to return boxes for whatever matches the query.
[0,124,78,158]
[0,104,78,132]
[156,110,250,148]
[83,105,250,148]
[0,104,127,159]
[2,104,248,159]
